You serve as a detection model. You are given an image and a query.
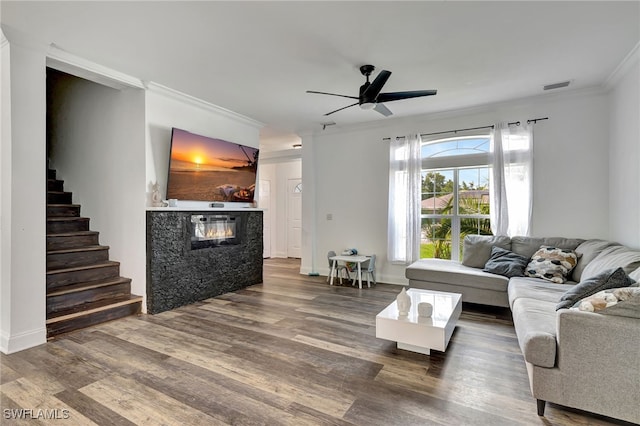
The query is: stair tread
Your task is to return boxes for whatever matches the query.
[47,231,98,237]
[47,217,89,222]
[47,260,120,275]
[47,191,72,194]
[47,203,80,208]
[46,294,142,323]
[47,277,132,297]
[47,245,110,255]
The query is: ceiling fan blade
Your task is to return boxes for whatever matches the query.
[324,102,359,116]
[306,90,359,100]
[373,103,393,117]
[377,90,437,103]
[362,70,391,101]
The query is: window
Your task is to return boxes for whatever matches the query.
[420,135,492,260]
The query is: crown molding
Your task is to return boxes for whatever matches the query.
[0,30,8,49]
[145,82,264,130]
[604,40,640,90]
[0,24,48,52]
[46,44,145,90]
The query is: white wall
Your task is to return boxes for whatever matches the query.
[145,84,261,210]
[301,89,612,284]
[0,39,47,353]
[257,154,301,258]
[608,55,640,249]
[48,71,147,308]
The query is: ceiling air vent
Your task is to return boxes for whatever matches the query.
[543,81,571,91]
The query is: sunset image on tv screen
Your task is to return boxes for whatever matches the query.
[166,128,259,202]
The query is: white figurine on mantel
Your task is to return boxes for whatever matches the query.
[151,182,166,207]
[396,287,411,316]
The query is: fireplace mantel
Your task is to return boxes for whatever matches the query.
[146,210,263,314]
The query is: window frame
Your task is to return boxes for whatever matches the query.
[420,134,492,261]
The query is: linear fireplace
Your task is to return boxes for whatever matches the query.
[146,210,263,314]
[190,214,240,249]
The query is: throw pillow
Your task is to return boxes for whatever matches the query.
[462,235,512,268]
[601,288,640,319]
[572,287,640,317]
[556,267,635,310]
[525,246,578,284]
[482,246,529,278]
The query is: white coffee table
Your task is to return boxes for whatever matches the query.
[376,288,462,355]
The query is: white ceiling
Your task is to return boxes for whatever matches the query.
[2,1,639,151]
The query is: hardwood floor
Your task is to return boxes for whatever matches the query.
[0,258,632,425]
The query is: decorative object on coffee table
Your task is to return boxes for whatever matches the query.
[418,302,433,318]
[396,287,411,316]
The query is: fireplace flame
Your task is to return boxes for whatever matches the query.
[204,226,234,239]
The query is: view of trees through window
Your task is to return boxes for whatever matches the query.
[421,136,492,260]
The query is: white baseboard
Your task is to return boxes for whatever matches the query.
[0,327,47,354]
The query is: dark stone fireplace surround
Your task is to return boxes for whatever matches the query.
[146,209,263,314]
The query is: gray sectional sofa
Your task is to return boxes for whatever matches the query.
[406,236,640,424]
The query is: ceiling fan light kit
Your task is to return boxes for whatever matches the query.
[307,64,437,117]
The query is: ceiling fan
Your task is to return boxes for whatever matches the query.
[307,64,437,117]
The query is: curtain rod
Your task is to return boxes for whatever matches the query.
[383,117,548,141]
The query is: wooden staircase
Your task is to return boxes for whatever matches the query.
[46,168,142,338]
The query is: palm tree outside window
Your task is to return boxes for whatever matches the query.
[421,135,492,260]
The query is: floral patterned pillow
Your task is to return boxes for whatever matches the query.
[525,246,579,283]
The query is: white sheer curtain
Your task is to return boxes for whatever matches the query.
[490,122,533,236]
[388,134,421,264]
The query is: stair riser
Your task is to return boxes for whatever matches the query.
[47,249,110,271]
[47,264,120,289]
[48,169,56,180]
[47,219,89,234]
[47,192,72,204]
[47,205,80,217]
[47,180,64,192]
[47,302,141,338]
[47,282,132,315]
[47,234,99,251]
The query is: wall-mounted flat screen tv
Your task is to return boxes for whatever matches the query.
[166,128,259,202]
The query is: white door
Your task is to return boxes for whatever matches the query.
[287,178,302,258]
[259,179,271,258]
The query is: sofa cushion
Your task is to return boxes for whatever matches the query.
[581,245,640,280]
[556,267,635,310]
[630,266,640,282]
[482,246,528,277]
[572,239,621,282]
[525,246,579,284]
[511,236,584,259]
[511,297,558,368]
[405,258,509,292]
[508,277,572,308]
[462,235,512,268]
